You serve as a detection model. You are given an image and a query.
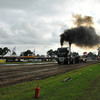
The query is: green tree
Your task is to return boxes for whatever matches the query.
[53,50,57,55]
[36,54,40,57]
[12,51,16,55]
[47,49,55,57]
[0,48,2,55]
[47,49,58,57]
[47,49,53,57]
[93,54,97,58]
[0,47,10,56]
[87,52,94,58]
[20,50,32,56]
[72,52,79,57]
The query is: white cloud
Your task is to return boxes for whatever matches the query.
[0,0,100,55]
[0,27,9,38]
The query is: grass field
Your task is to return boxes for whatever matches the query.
[0,63,100,100]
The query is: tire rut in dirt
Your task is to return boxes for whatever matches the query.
[0,61,99,88]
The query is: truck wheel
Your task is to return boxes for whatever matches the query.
[75,58,79,63]
[67,59,70,64]
[72,59,75,64]
[83,60,87,63]
[58,60,61,65]
[64,60,67,64]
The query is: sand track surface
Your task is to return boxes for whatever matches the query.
[0,60,99,87]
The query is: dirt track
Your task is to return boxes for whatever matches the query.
[0,60,99,87]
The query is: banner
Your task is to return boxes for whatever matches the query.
[33,49,35,55]
[12,46,16,53]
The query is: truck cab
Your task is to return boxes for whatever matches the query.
[57,47,76,64]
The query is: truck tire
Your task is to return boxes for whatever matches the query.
[64,60,67,64]
[72,59,75,64]
[83,59,87,63]
[58,60,61,65]
[67,59,70,64]
[75,58,79,63]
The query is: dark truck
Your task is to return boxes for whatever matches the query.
[56,47,87,64]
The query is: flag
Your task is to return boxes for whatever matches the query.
[12,46,16,53]
[33,49,35,55]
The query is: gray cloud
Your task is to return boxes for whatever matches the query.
[0,27,9,38]
[0,0,100,55]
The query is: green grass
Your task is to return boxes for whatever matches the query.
[0,63,100,100]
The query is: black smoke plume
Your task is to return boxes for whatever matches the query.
[60,14,100,48]
[60,26,100,47]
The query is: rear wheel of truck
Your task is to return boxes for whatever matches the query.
[72,59,75,64]
[75,58,79,63]
[58,60,61,65]
[67,59,70,64]
[83,59,87,63]
[64,60,67,64]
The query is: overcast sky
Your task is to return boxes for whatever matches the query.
[0,0,100,56]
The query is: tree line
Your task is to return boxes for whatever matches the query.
[0,47,98,59]
[0,47,10,56]
[46,49,98,59]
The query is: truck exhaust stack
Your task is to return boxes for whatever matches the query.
[69,42,71,55]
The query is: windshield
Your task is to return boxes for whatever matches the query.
[57,48,69,57]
